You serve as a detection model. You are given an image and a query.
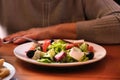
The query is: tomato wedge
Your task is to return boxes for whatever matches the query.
[66,44,74,50]
[88,45,94,52]
[66,43,79,50]
[42,40,51,52]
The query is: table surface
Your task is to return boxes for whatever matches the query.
[0,43,120,80]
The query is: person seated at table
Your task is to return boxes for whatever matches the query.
[0,0,120,44]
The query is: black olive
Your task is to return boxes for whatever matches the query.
[86,52,94,60]
[50,39,54,43]
[26,50,35,58]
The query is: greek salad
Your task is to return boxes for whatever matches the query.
[26,39,95,63]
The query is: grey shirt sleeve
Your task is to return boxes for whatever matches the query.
[76,0,120,44]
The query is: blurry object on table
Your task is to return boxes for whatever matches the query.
[114,0,120,5]
[0,59,10,79]
[0,25,8,39]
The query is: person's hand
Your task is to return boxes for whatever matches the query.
[3,23,77,44]
[3,27,52,44]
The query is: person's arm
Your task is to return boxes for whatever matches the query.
[76,0,120,44]
[4,0,120,44]
[3,23,77,44]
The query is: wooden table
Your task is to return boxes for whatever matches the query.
[0,43,120,80]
